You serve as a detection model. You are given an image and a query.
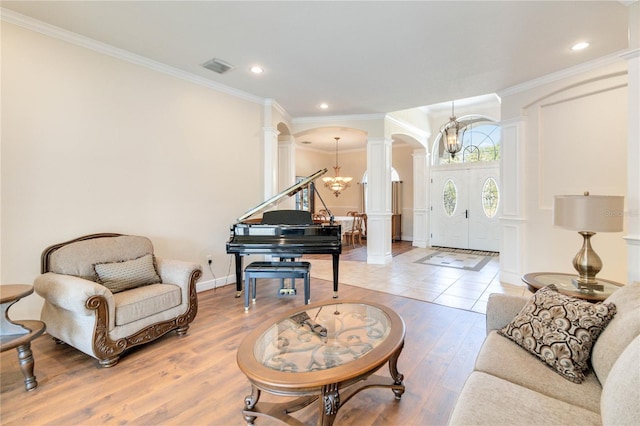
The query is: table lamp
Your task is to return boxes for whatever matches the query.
[553,192,624,291]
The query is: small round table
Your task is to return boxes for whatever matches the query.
[522,272,622,302]
[1,284,46,391]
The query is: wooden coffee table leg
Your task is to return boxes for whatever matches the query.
[389,341,405,399]
[16,342,38,391]
[243,385,261,425]
[320,382,340,426]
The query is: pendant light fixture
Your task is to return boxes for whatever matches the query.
[322,137,353,197]
[440,101,466,158]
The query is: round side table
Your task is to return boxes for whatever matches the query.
[1,284,46,391]
[522,272,622,302]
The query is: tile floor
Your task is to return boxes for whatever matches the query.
[307,247,533,314]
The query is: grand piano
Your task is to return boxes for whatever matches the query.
[226,169,342,298]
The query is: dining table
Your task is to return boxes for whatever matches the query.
[332,216,355,235]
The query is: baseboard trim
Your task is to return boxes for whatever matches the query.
[196,277,235,293]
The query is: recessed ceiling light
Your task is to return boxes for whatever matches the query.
[320,103,329,109]
[571,42,590,51]
[250,65,263,74]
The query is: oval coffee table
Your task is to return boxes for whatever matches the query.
[236,299,406,425]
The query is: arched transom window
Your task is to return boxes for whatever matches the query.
[432,116,501,165]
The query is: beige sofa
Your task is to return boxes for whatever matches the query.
[448,281,640,425]
[34,233,202,367]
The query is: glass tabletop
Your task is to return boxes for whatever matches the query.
[523,273,621,301]
[254,303,391,373]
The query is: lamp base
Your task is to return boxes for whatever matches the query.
[571,231,604,292]
[571,278,605,292]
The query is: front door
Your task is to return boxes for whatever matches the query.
[430,165,500,252]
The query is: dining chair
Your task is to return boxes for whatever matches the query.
[344,214,364,247]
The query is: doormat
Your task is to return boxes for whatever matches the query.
[415,251,492,272]
[431,246,499,257]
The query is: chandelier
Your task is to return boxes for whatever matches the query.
[440,101,467,158]
[323,137,353,197]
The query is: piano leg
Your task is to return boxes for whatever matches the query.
[332,253,339,298]
[234,254,243,298]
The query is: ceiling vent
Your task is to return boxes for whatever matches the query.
[202,58,235,74]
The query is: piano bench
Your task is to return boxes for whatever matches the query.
[244,261,311,311]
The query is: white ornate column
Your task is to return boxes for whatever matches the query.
[366,137,393,264]
[499,117,527,285]
[412,149,429,248]
[623,1,640,284]
[278,135,296,210]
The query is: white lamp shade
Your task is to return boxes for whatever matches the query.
[553,194,624,232]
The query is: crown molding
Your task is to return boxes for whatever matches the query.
[500,116,528,126]
[621,48,640,60]
[1,8,264,105]
[295,141,367,154]
[498,49,628,98]
[291,113,386,125]
[384,115,431,141]
[293,143,333,154]
[269,100,292,123]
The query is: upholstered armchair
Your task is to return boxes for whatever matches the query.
[34,233,202,367]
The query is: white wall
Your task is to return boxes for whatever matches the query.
[1,23,264,318]
[500,61,629,284]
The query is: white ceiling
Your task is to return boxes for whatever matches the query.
[1,1,631,152]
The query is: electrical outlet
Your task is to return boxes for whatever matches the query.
[206,255,213,265]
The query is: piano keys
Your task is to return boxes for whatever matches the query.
[226,169,342,298]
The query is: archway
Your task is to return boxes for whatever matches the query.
[293,126,368,216]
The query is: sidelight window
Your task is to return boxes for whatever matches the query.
[481,177,499,218]
[443,179,457,217]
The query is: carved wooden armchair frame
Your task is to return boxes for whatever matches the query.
[37,233,202,367]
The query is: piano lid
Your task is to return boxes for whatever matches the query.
[237,168,328,223]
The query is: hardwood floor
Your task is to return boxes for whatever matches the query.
[1,278,485,426]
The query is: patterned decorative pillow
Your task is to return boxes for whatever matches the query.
[94,254,161,293]
[498,284,616,383]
